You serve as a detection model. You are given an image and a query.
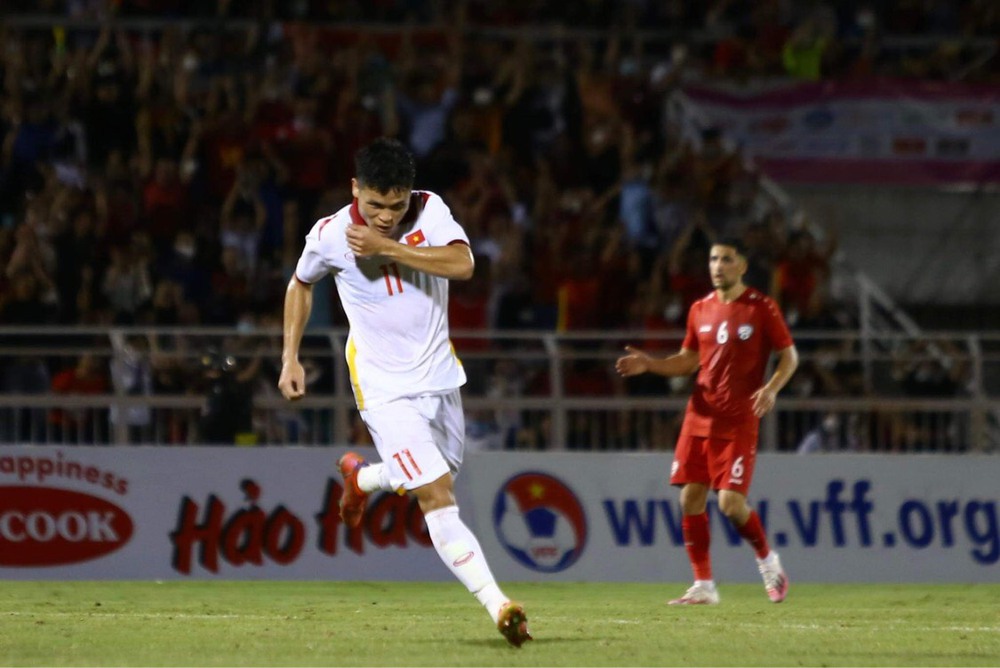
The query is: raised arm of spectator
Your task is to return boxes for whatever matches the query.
[260,140,290,188]
[395,22,416,79]
[530,157,557,226]
[380,82,400,139]
[444,3,465,91]
[46,27,70,91]
[603,32,622,72]
[219,75,241,117]
[250,188,267,233]
[1,115,17,169]
[113,27,136,79]
[587,130,625,222]
[135,38,157,104]
[93,181,110,239]
[668,213,711,276]
[135,106,154,180]
[178,118,202,184]
[236,344,263,384]
[85,23,112,71]
[7,225,55,296]
[494,38,530,108]
[220,177,242,224]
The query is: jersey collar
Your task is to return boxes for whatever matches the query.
[348,198,366,226]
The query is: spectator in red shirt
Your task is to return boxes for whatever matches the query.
[775,227,836,326]
[49,353,110,443]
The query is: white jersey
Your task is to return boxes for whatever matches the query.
[294,191,468,409]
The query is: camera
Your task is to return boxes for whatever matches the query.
[201,349,237,376]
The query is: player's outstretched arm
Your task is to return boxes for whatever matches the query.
[616,345,699,378]
[278,277,313,400]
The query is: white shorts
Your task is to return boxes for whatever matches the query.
[359,389,465,491]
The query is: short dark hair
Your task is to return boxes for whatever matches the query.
[355,138,416,193]
[713,236,748,258]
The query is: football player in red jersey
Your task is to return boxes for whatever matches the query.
[616,237,799,605]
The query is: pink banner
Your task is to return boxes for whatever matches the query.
[682,78,1000,185]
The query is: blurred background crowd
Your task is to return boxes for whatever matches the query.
[1,0,995,450]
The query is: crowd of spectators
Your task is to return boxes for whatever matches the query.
[0,0,987,448]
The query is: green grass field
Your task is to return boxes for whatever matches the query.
[1,581,998,667]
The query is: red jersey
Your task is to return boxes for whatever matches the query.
[680,287,793,439]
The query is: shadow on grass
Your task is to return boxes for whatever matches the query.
[449,636,606,649]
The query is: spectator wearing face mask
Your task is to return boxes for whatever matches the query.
[797,412,858,454]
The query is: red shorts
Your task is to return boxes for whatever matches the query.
[670,427,758,496]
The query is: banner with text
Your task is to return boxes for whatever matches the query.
[0,447,996,583]
[682,79,1000,185]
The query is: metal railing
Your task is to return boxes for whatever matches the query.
[1,327,998,452]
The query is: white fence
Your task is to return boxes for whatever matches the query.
[1,327,999,452]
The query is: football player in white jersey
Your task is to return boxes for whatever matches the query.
[278,138,531,648]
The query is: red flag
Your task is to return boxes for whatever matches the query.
[405,230,426,246]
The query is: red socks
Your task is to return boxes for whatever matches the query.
[682,513,712,581]
[683,510,770,579]
[736,510,770,559]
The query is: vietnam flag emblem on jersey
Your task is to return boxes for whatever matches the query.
[405,230,426,246]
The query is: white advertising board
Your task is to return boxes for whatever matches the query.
[0,446,996,583]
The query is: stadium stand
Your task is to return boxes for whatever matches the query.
[1,1,998,451]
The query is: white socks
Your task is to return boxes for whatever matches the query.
[424,505,508,623]
[356,462,392,493]
[756,551,778,566]
[352,466,509,623]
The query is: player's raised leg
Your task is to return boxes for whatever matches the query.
[338,452,371,527]
[364,395,532,646]
[337,449,401,528]
[418,477,532,647]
